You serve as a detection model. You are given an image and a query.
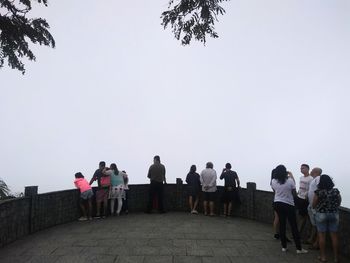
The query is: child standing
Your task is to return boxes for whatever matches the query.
[74,172,93,221]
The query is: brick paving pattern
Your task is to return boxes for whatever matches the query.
[0,212,342,263]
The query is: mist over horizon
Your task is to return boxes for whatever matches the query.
[2,0,350,208]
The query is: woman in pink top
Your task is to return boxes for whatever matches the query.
[74,172,93,221]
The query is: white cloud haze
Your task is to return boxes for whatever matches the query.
[1,0,350,206]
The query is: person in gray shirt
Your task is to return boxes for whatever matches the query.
[146,155,167,213]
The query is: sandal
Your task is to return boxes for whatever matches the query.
[318,256,327,262]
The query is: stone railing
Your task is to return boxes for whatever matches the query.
[0,181,349,258]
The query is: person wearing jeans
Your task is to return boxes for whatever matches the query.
[271,165,308,254]
[313,174,341,263]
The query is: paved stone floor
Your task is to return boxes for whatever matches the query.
[0,212,344,263]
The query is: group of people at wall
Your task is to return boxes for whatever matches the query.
[184,161,241,217]
[145,157,241,217]
[271,164,341,262]
[73,161,129,220]
[74,157,342,262]
[73,156,241,218]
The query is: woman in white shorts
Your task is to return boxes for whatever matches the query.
[103,163,125,216]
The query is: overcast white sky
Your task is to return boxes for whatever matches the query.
[1,0,350,206]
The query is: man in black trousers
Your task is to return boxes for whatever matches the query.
[146,155,167,213]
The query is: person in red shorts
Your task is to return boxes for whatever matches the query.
[90,161,110,218]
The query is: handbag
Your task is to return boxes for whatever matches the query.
[100,175,110,187]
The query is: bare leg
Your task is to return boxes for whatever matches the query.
[318,232,326,261]
[189,196,193,211]
[312,234,319,249]
[203,201,208,215]
[209,201,215,216]
[116,197,123,215]
[96,202,101,216]
[330,232,339,262]
[80,202,87,217]
[307,226,317,244]
[110,199,115,215]
[193,197,199,211]
[228,202,232,216]
[87,199,92,219]
[103,196,108,216]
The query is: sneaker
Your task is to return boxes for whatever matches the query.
[296,249,308,254]
[282,248,287,252]
[192,210,198,214]
[78,216,88,221]
[274,234,280,240]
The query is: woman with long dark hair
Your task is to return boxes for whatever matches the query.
[185,165,201,214]
[271,165,307,254]
[103,163,125,216]
[313,174,341,263]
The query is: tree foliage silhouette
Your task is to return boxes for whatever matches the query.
[0,178,10,199]
[1,0,228,74]
[0,0,55,74]
[161,0,228,45]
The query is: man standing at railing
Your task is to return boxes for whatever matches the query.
[307,167,322,249]
[90,161,109,218]
[145,155,167,213]
[296,163,313,236]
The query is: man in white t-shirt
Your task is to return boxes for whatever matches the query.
[306,167,322,248]
[297,164,314,235]
[200,162,217,216]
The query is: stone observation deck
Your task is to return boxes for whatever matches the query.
[0,212,342,263]
[1,180,349,262]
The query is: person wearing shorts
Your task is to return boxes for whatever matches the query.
[220,163,240,217]
[103,163,125,216]
[90,161,110,218]
[200,162,217,216]
[186,165,201,214]
[313,174,341,263]
[306,167,322,248]
[74,172,94,221]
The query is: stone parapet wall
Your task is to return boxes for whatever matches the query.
[0,181,349,257]
[338,207,350,258]
[0,197,31,247]
[0,189,80,248]
[30,190,80,233]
